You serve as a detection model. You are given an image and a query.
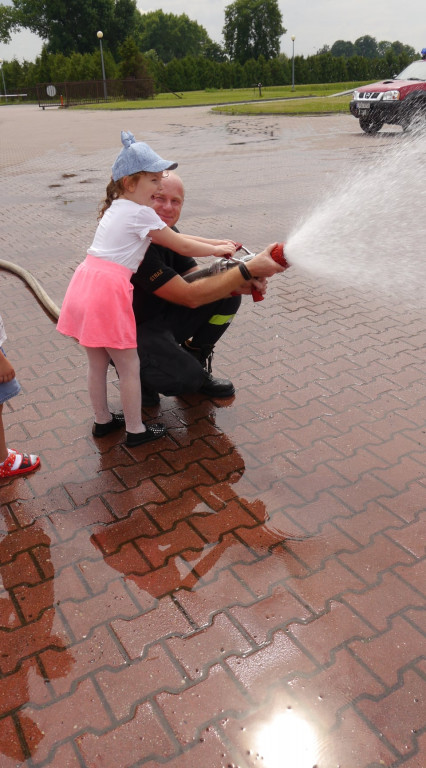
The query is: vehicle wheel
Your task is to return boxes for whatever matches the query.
[359,115,384,134]
[407,109,426,132]
[401,96,426,132]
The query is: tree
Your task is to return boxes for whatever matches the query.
[202,40,227,62]
[330,40,355,58]
[68,52,97,82]
[117,36,150,80]
[388,40,416,59]
[107,0,140,56]
[163,57,185,91]
[354,35,378,59]
[137,10,214,63]
[0,4,20,42]
[223,0,286,64]
[142,49,166,91]
[346,54,370,80]
[269,55,289,86]
[0,0,140,56]
[377,40,392,58]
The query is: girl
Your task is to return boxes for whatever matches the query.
[57,131,236,447]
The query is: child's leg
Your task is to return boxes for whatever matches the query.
[107,348,144,434]
[0,404,40,476]
[84,347,112,424]
[0,405,7,462]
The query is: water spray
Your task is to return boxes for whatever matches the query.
[282,128,426,307]
[184,242,290,301]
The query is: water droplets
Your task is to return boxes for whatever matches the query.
[285,131,426,308]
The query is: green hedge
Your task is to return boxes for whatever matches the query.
[0,47,415,97]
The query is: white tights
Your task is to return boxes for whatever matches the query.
[84,346,144,434]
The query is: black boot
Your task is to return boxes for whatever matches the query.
[199,373,235,398]
[182,340,235,398]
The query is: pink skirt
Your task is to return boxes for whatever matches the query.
[57,255,137,348]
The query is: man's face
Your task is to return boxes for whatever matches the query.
[152,175,184,228]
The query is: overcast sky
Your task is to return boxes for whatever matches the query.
[0,0,424,63]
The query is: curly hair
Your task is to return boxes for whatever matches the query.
[98,172,146,219]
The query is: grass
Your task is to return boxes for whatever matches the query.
[77,81,364,114]
[213,94,353,116]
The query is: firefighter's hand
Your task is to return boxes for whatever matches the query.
[249,244,286,277]
[236,277,268,296]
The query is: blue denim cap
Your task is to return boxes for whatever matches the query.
[111,130,178,181]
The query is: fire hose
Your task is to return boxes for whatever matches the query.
[184,243,289,301]
[0,259,60,320]
[0,243,289,321]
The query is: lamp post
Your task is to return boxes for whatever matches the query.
[97,31,107,100]
[291,35,296,92]
[0,59,7,103]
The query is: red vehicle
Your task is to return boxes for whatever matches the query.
[349,58,426,133]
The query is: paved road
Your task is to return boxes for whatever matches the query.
[0,104,424,768]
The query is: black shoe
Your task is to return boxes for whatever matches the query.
[142,386,160,407]
[125,423,167,446]
[199,372,235,398]
[92,412,125,437]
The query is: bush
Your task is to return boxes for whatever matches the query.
[1,46,419,97]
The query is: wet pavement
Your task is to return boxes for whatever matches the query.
[0,105,425,768]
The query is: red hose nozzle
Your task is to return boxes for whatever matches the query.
[252,242,289,302]
[270,242,290,270]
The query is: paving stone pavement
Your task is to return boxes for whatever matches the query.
[0,104,425,767]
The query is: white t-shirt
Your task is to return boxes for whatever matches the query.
[87,198,167,272]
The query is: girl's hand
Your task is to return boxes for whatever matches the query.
[213,242,236,258]
[210,239,237,247]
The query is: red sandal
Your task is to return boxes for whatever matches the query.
[0,449,40,478]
